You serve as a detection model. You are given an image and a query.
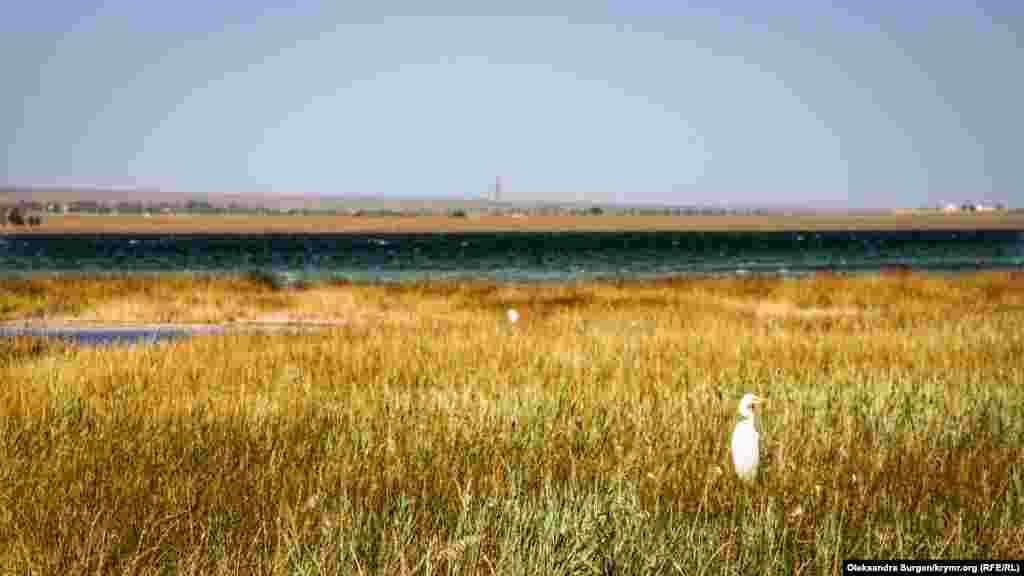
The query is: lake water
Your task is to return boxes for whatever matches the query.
[0,325,214,345]
[2,230,1023,282]
[0,324,326,345]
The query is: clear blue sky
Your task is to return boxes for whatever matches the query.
[2,1,1021,208]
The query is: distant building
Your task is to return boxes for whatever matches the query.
[939,202,1001,213]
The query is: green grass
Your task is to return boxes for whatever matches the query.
[1,272,1023,574]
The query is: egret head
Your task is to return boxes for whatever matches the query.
[737,393,766,419]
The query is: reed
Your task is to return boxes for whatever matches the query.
[1,272,1022,574]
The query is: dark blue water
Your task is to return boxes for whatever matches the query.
[1,230,1022,281]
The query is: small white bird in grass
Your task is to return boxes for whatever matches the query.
[507,308,520,324]
[731,393,767,482]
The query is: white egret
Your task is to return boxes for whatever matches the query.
[730,393,766,482]
[507,308,520,324]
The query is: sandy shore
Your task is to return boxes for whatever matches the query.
[3,211,1023,234]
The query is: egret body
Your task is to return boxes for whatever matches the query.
[730,393,766,482]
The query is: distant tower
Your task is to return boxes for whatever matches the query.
[494,176,504,203]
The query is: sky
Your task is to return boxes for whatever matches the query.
[2,1,1021,209]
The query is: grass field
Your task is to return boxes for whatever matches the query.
[1,272,1023,574]
[3,210,1024,234]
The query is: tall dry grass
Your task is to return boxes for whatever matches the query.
[1,272,1023,574]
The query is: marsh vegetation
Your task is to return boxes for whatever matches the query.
[1,272,1022,573]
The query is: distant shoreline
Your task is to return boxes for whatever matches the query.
[3,212,1023,234]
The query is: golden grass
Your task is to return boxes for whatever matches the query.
[1,272,1023,573]
[3,211,1024,234]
